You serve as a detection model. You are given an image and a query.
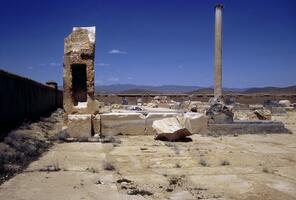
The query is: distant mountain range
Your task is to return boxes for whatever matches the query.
[242,86,296,94]
[95,84,201,94]
[95,84,296,94]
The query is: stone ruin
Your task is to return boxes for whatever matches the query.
[63,26,96,113]
[61,6,290,140]
[63,27,101,139]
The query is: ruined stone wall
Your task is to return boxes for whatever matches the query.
[63,27,95,114]
[0,70,63,135]
[95,94,296,105]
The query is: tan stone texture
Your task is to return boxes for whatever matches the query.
[67,114,92,138]
[63,27,96,114]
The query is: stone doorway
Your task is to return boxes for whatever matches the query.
[71,64,87,106]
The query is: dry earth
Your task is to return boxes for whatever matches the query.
[0,112,296,199]
[0,109,64,183]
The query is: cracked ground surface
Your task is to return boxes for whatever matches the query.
[0,112,296,199]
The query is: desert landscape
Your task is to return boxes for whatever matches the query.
[1,1,296,200]
[0,100,296,200]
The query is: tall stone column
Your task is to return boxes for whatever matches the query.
[214,4,223,98]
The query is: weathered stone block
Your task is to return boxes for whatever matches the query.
[152,117,182,134]
[67,114,92,138]
[100,113,146,136]
[63,27,97,115]
[254,109,271,120]
[206,100,234,124]
[145,113,177,134]
[279,100,291,107]
[178,113,208,134]
[208,120,291,135]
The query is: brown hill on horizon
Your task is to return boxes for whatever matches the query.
[188,88,240,95]
[188,85,296,95]
[120,89,163,94]
[242,85,296,94]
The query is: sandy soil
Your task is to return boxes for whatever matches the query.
[0,112,296,200]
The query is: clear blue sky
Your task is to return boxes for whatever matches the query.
[0,0,295,88]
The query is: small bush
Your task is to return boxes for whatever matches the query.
[86,167,99,173]
[262,167,270,173]
[199,158,209,167]
[221,160,230,166]
[175,163,181,168]
[127,189,153,196]
[169,177,179,185]
[103,162,115,171]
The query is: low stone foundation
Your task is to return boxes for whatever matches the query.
[208,120,290,136]
[100,113,146,136]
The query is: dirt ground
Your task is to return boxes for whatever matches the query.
[0,109,64,183]
[0,112,296,200]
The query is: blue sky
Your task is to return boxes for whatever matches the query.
[0,0,295,88]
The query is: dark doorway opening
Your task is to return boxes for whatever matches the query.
[71,64,87,106]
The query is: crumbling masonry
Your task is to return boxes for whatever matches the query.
[63,27,101,138]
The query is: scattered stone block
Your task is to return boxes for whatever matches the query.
[206,99,234,124]
[100,113,146,136]
[152,117,182,134]
[67,114,92,138]
[169,100,181,110]
[178,113,208,134]
[254,109,272,120]
[145,113,177,134]
[147,102,158,108]
[169,103,181,110]
[188,101,202,111]
[279,100,291,107]
[234,110,256,120]
[249,104,264,110]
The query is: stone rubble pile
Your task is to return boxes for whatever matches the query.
[206,98,234,124]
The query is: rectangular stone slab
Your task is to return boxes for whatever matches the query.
[100,113,146,136]
[208,120,291,135]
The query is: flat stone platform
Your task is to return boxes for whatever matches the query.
[1,133,296,199]
[208,120,291,135]
[0,112,295,199]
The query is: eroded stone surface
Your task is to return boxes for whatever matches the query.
[63,27,96,115]
[101,113,146,136]
[152,117,182,134]
[178,113,208,134]
[145,113,177,135]
[67,114,92,138]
